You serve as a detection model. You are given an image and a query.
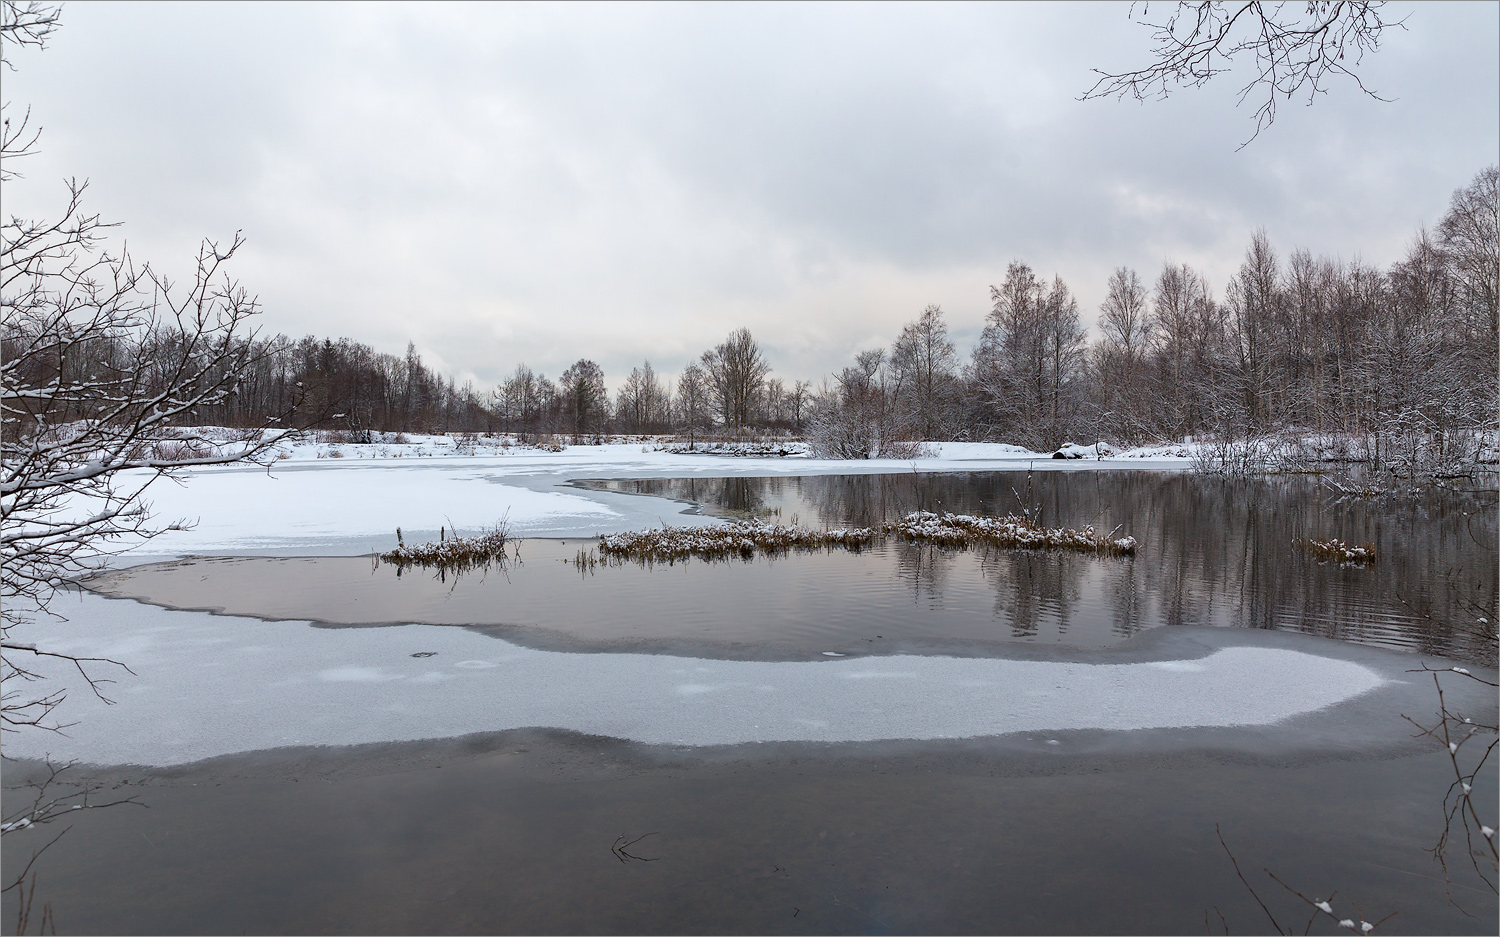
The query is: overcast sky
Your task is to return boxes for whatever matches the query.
[5,1,1497,389]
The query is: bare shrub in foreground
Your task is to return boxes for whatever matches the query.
[1403,665,1498,903]
[1082,1,1403,146]
[2,0,297,737]
[1210,824,1397,935]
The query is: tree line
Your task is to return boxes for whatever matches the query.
[7,166,1494,464]
[807,164,1498,467]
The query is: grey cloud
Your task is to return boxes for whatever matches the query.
[3,1,1495,389]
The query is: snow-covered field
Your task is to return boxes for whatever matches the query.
[5,593,1390,767]
[123,435,1193,556]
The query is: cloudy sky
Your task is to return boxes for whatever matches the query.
[5,1,1496,389]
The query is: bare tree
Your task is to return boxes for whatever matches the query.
[1094,267,1155,442]
[1225,229,1282,433]
[674,362,712,448]
[700,327,770,433]
[1099,266,1154,362]
[496,363,545,436]
[1438,166,1499,374]
[846,348,892,456]
[615,360,667,434]
[972,263,1086,450]
[787,379,813,435]
[1082,1,1405,146]
[972,261,1047,446]
[1152,260,1226,437]
[1041,276,1088,444]
[889,304,958,441]
[809,346,934,459]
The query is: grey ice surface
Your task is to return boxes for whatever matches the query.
[1,591,1429,768]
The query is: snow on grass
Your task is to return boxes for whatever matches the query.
[3,593,1387,766]
[598,520,878,562]
[378,525,514,573]
[1294,537,1378,564]
[890,511,1138,554]
[654,440,810,457]
[577,512,1139,564]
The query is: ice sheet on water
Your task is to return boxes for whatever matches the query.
[2,593,1394,767]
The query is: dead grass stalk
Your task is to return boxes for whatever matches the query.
[887,511,1138,555]
[377,521,513,573]
[598,520,877,563]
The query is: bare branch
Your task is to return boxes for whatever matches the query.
[1082,1,1406,147]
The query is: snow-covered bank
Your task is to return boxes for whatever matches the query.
[4,592,1400,767]
[116,437,1193,556]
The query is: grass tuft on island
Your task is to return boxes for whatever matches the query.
[598,520,878,563]
[592,513,1138,564]
[378,523,513,574]
[1294,537,1377,564]
[887,511,1139,555]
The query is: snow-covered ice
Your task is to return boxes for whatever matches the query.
[3,593,1387,767]
[114,437,1193,556]
[136,464,620,550]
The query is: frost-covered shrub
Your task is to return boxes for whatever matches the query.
[807,398,928,460]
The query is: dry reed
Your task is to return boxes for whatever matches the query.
[887,511,1138,555]
[598,520,877,562]
[378,523,513,573]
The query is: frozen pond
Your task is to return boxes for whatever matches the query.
[5,469,1496,934]
[95,471,1498,663]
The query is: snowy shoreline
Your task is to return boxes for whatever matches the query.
[113,437,1194,560]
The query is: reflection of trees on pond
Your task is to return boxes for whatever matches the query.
[977,549,1086,639]
[587,471,1496,661]
[890,541,954,606]
[797,474,918,528]
[1102,560,1146,638]
[588,477,775,518]
[710,476,771,516]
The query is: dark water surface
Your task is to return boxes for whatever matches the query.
[96,471,1497,664]
[8,471,1497,935]
[586,472,1498,664]
[3,732,1496,935]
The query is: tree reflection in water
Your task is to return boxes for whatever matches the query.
[588,472,1497,664]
